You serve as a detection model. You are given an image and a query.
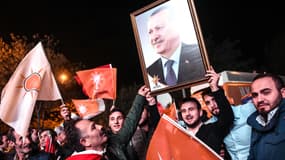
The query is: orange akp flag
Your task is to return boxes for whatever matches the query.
[72,99,105,119]
[146,115,222,160]
[75,67,117,100]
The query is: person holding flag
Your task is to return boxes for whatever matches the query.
[72,64,116,119]
[64,85,156,160]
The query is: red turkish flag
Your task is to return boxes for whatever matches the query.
[75,66,117,100]
[97,64,112,68]
[146,115,222,160]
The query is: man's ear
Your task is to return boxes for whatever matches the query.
[281,88,285,98]
[199,109,203,117]
[80,137,90,147]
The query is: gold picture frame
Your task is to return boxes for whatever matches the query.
[130,0,210,95]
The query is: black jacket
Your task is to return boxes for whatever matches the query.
[195,89,234,159]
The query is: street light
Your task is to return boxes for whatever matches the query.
[59,73,68,84]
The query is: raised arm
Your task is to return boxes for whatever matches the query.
[206,67,234,137]
[116,85,150,144]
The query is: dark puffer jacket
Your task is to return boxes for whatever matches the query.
[247,99,285,160]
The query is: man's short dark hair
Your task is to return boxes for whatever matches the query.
[177,97,201,121]
[201,88,214,100]
[60,104,69,109]
[39,128,57,139]
[108,108,125,119]
[64,119,84,152]
[252,73,285,90]
[178,97,201,110]
[7,128,16,143]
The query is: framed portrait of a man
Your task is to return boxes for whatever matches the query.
[130,0,210,95]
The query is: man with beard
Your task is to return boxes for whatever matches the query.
[178,67,234,159]
[247,73,285,160]
[202,86,256,160]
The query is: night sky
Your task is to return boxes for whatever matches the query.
[0,0,285,88]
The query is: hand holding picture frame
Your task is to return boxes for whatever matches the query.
[130,0,210,95]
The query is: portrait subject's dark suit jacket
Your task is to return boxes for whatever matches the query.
[147,43,205,86]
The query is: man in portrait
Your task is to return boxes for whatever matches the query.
[146,6,205,89]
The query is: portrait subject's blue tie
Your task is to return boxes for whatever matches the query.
[165,60,177,86]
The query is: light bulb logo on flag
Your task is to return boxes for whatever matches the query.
[90,71,104,99]
[17,72,42,99]
[75,65,117,100]
[72,99,105,119]
[92,72,101,91]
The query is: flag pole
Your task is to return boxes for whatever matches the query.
[36,102,42,130]
[60,98,65,105]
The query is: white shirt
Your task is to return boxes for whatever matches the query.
[256,107,279,126]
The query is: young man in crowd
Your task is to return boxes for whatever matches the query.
[65,85,156,160]
[59,104,72,126]
[247,73,285,160]
[178,67,234,159]
[108,105,159,160]
[202,87,256,160]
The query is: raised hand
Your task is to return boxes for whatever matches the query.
[205,66,220,92]
[138,85,156,106]
[146,92,156,106]
[138,85,150,97]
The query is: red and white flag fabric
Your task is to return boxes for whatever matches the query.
[97,64,112,68]
[72,98,105,119]
[156,93,178,120]
[146,114,222,160]
[75,66,117,100]
[0,42,62,137]
[157,102,178,121]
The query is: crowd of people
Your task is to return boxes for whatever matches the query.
[0,67,284,160]
[1,2,285,159]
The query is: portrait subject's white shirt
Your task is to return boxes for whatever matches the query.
[161,43,182,79]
